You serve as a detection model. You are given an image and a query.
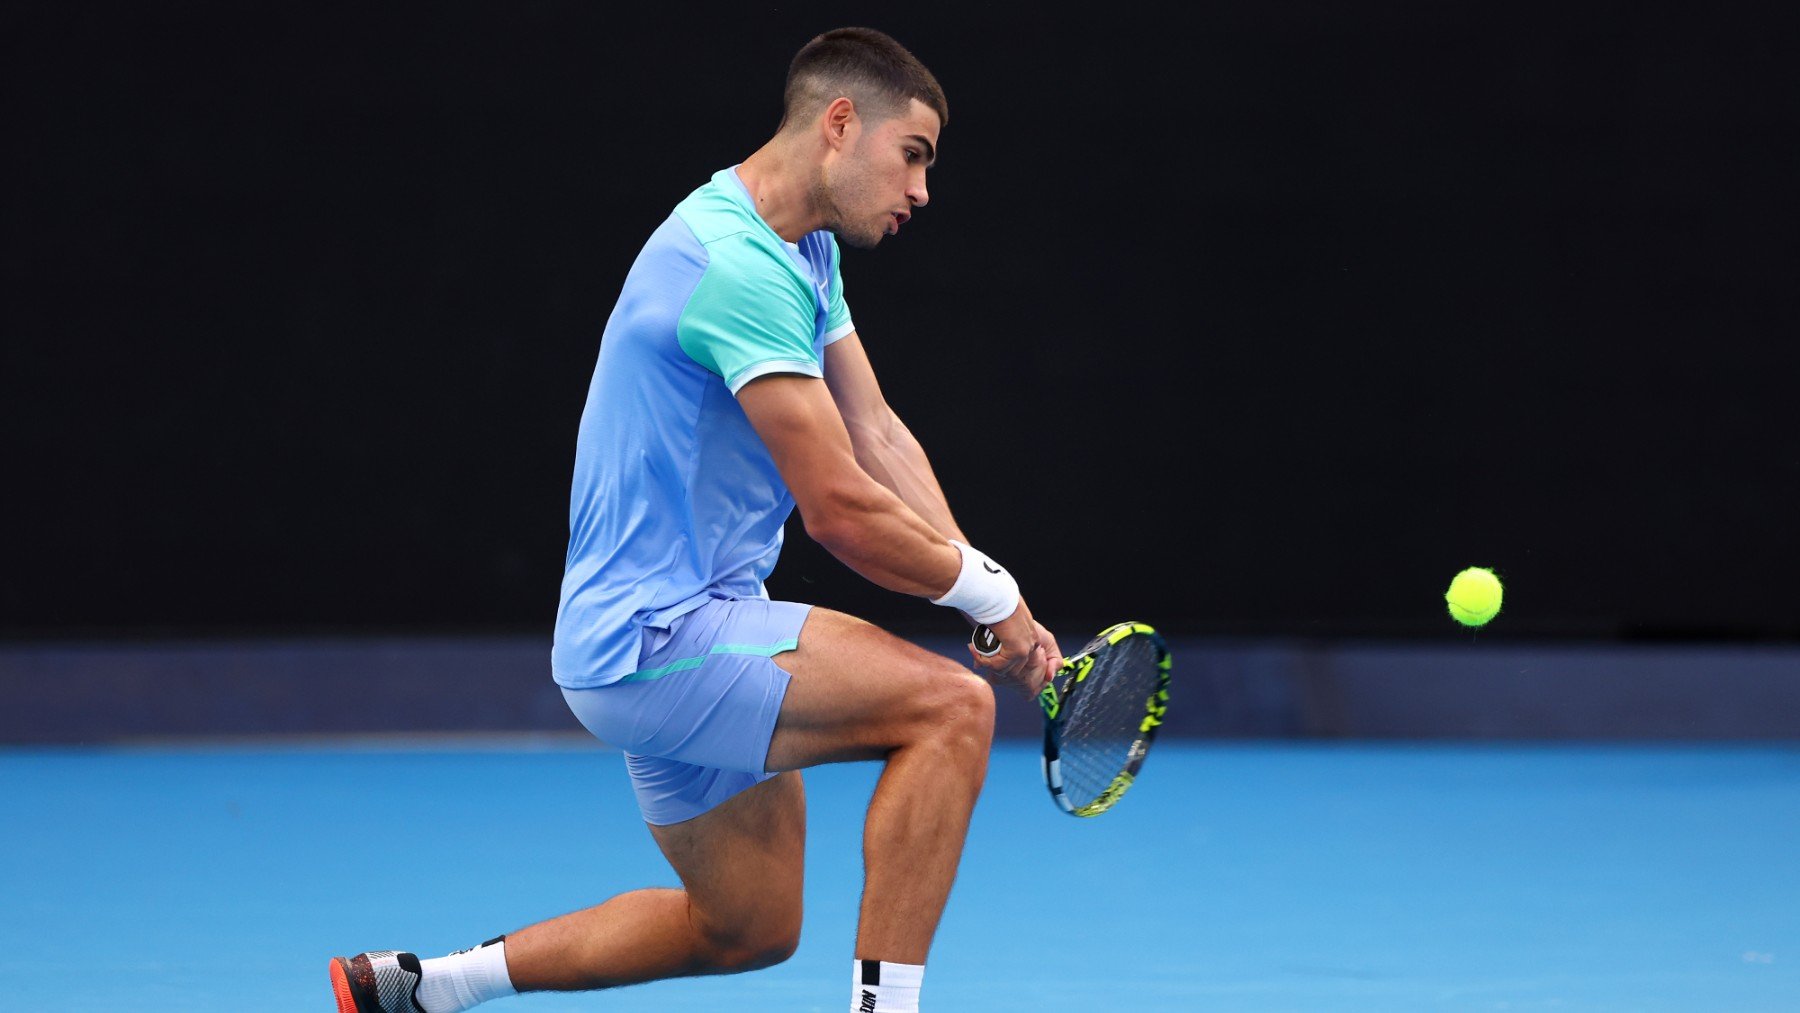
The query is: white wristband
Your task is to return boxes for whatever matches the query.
[929,540,1020,625]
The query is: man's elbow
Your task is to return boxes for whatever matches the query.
[798,483,882,556]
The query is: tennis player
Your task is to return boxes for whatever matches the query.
[330,26,1061,1013]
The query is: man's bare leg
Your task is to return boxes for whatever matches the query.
[502,769,806,990]
[765,608,996,964]
[416,607,983,1000]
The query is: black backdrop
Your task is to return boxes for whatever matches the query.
[5,3,1796,642]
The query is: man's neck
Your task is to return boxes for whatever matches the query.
[734,140,821,244]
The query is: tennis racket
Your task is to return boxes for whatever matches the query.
[972,621,1171,817]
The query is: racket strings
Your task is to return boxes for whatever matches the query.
[1057,636,1161,803]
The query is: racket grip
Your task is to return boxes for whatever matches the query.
[971,624,1001,657]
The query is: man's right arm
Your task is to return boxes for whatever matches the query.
[738,373,961,596]
[737,372,1046,688]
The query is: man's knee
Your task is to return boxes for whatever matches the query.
[919,665,995,754]
[696,919,800,974]
[730,929,801,973]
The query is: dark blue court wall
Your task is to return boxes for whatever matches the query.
[5,2,1797,648]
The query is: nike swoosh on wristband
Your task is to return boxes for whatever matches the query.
[983,562,1002,574]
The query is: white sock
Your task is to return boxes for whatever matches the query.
[416,936,517,1013]
[852,959,924,1012]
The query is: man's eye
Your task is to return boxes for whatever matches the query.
[905,149,920,162]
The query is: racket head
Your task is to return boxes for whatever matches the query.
[1039,621,1171,817]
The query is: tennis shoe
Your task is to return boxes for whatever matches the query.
[329,950,427,1013]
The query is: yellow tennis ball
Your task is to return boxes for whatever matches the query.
[1445,566,1503,626]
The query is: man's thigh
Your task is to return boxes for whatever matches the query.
[649,769,806,945]
[767,607,992,772]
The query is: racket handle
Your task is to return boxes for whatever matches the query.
[971,624,1001,657]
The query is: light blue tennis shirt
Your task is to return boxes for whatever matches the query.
[552,166,855,689]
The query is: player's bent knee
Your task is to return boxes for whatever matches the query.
[687,893,802,976]
[955,671,997,738]
[743,929,801,972]
[700,925,801,975]
[922,669,995,754]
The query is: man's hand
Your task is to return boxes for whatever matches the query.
[968,603,1063,697]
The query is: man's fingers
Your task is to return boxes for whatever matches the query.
[972,641,1040,683]
[1008,643,1044,691]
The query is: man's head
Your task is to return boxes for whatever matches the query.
[780,27,948,137]
[780,28,946,249]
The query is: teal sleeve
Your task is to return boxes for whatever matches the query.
[677,236,821,393]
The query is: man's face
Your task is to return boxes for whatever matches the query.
[822,98,938,250]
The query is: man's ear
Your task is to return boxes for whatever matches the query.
[821,96,858,149]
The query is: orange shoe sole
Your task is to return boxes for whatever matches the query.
[329,957,358,1013]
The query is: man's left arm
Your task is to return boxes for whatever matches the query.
[824,331,1064,668]
[822,332,967,542]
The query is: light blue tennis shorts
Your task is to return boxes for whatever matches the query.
[560,596,812,826]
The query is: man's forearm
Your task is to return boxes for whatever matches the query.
[803,480,964,599]
[847,413,967,543]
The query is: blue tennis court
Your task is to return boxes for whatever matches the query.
[5,739,1795,1010]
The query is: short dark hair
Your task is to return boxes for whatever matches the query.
[780,27,948,133]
